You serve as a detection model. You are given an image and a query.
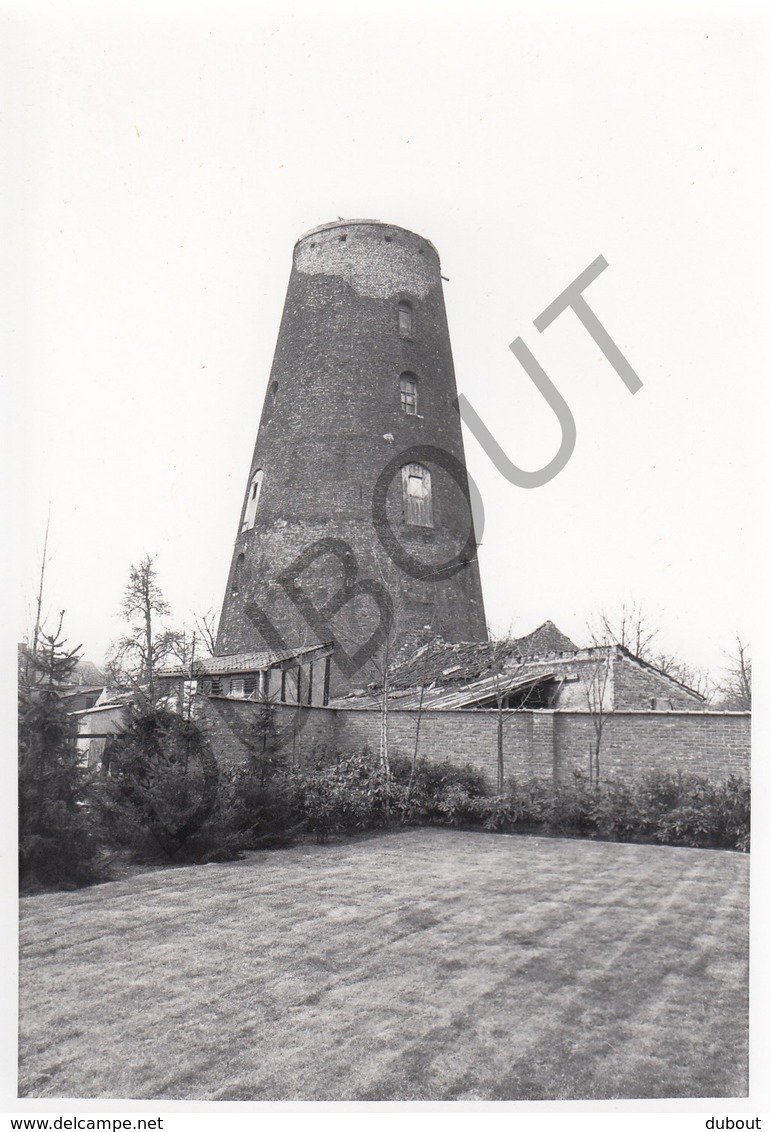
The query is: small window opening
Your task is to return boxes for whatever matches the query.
[339,234,347,242]
[243,676,257,699]
[210,678,222,696]
[401,462,433,527]
[231,553,245,595]
[241,469,263,531]
[400,374,418,415]
[398,300,413,338]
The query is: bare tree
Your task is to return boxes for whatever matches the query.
[369,613,397,788]
[359,557,400,791]
[409,680,426,797]
[106,555,181,699]
[487,638,511,794]
[716,635,752,711]
[651,652,713,701]
[591,600,711,698]
[31,507,52,663]
[484,633,541,793]
[193,609,219,657]
[592,600,659,660]
[583,625,614,785]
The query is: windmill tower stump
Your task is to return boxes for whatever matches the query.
[216,219,487,693]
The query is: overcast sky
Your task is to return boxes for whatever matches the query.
[4,0,769,685]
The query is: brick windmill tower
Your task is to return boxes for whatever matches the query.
[215,219,487,693]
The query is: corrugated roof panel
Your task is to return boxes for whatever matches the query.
[331,671,554,711]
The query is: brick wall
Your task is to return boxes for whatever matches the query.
[553,710,750,781]
[200,697,336,768]
[334,708,552,784]
[199,697,750,785]
[612,653,704,711]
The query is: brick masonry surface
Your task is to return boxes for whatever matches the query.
[553,711,750,781]
[612,653,704,711]
[215,221,488,697]
[202,697,336,769]
[199,699,750,784]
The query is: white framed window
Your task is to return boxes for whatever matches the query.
[400,374,418,415]
[398,300,413,338]
[402,462,433,527]
[241,469,263,532]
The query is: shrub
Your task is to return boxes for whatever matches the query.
[215,764,299,850]
[389,756,488,825]
[457,770,749,852]
[588,778,642,842]
[642,772,750,851]
[433,784,488,827]
[480,779,553,832]
[546,770,750,851]
[550,773,598,836]
[297,751,392,842]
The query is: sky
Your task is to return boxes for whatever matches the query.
[4,0,769,687]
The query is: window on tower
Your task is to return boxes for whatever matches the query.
[398,300,413,338]
[241,469,263,531]
[231,553,245,595]
[402,462,433,527]
[400,374,418,415]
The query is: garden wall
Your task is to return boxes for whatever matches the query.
[201,696,336,768]
[333,708,555,782]
[199,698,750,784]
[552,710,750,781]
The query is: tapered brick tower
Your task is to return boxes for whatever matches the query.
[216,219,487,691]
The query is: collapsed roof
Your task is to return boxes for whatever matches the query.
[383,621,578,691]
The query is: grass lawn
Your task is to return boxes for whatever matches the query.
[18,828,748,1102]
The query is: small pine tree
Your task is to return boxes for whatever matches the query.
[96,706,219,860]
[246,701,284,786]
[18,614,103,891]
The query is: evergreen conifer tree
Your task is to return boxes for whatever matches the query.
[18,614,103,890]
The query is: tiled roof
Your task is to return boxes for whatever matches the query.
[157,642,332,679]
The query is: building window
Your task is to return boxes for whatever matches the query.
[400,374,418,415]
[243,676,257,699]
[210,678,222,696]
[398,300,413,338]
[230,677,245,698]
[241,469,263,532]
[402,462,433,527]
[231,552,245,595]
